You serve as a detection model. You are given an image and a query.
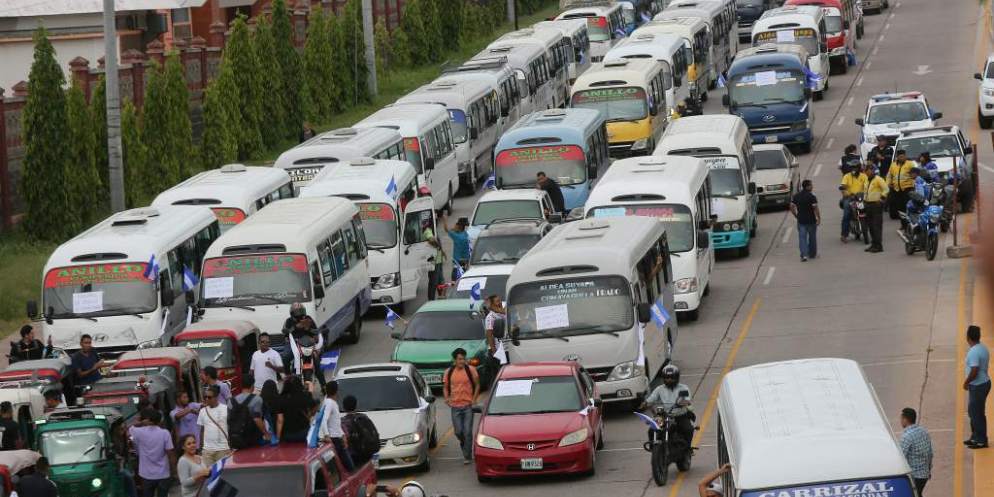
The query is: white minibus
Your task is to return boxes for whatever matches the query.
[491,27,571,108]
[300,158,435,312]
[654,115,758,256]
[355,104,460,211]
[607,32,693,113]
[34,206,221,354]
[664,0,738,75]
[584,156,714,320]
[443,56,527,130]
[199,197,372,345]
[152,164,293,233]
[752,5,830,98]
[397,79,502,193]
[533,18,592,84]
[557,2,627,63]
[634,18,712,105]
[274,127,405,191]
[505,216,678,406]
[473,43,557,113]
[717,358,916,497]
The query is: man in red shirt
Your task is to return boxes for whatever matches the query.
[443,348,479,464]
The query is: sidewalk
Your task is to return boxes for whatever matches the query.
[972,276,994,497]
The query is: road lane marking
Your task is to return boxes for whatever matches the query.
[781,226,792,244]
[954,260,968,497]
[980,162,994,174]
[872,46,879,56]
[865,60,873,70]
[884,22,891,30]
[879,34,886,42]
[762,267,776,285]
[400,427,455,484]
[835,115,845,127]
[856,76,864,87]
[846,95,854,107]
[664,299,762,497]
[824,137,835,151]
[812,163,823,177]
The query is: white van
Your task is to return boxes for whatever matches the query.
[443,56,527,131]
[557,2,627,63]
[505,216,678,406]
[152,164,293,233]
[274,127,405,191]
[199,197,371,345]
[473,43,557,113]
[397,79,502,192]
[491,27,571,108]
[634,18,712,105]
[35,206,221,354]
[752,6,830,97]
[300,158,436,312]
[584,156,714,320]
[468,189,560,242]
[717,358,916,497]
[606,32,693,113]
[664,0,739,76]
[355,104,460,211]
[533,18,592,83]
[654,115,758,256]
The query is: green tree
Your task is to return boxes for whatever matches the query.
[66,81,104,224]
[141,54,194,205]
[272,0,304,139]
[421,0,443,63]
[253,18,287,149]
[120,100,147,209]
[302,8,332,121]
[342,0,370,104]
[398,0,428,65]
[200,61,239,170]
[373,18,393,74]
[326,11,350,112]
[437,0,463,43]
[90,77,109,192]
[20,27,76,240]
[224,16,264,160]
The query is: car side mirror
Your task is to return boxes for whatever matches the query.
[45,306,54,325]
[547,213,563,224]
[975,72,984,80]
[932,111,943,120]
[390,331,401,339]
[471,405,483,414]
[748,182,757,195]
[26,300,38,319]
[425,395,436,404]
[854,118,864,126]
[636,303,651,324]
[697,230,711,249]
[470,129,479,140]
[721,94,730,107]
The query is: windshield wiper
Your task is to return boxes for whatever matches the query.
[365,243,389,253]
[211,303,256,312]
[56,314,98,322]
[70,441,102,468]
[524,409,576,414]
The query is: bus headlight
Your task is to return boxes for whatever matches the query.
[91,477,103,489]
[631,138,649,151]
[476,433,504,450]
[374,273,400,289]
[607,361,644,381]
[674,277,699,294]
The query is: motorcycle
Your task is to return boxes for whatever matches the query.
[294,332,319,384]
[897,191,943,261]
[847,193,869,244]
[640,391,695,486]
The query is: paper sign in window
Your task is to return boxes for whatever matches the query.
[535,304,570,330]
[457,277,487,291]
[204,277,234,299]
[72,292,104,314]
[494,379,533,397]
[776,30,795,43]
[754,70,778,86]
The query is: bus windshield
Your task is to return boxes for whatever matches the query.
[495,145,587,187]
[404,137,424,170]
[754,28,819,55]
[358,203,398,249]
[508,275,634,337]
[587,16,612,42]
[709,168,746,196]
[590,204,695,252]
[729,70,806,107]
[43,263,157,319]
[571,87,649,122]
[448,109,469,144]
[201,254,311,307]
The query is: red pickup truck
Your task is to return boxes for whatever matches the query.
[218,442,377,497]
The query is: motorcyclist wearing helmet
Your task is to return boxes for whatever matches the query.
[839,144,862,174]
[282,303,324,385]
[641,365,695,445]
[905,167,931,217]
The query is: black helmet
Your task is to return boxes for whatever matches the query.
[290,303,306,319]
[661,364,680,384]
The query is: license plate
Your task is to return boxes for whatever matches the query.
[520,458,543,470]
[765,136,778,143]
[423,373,442,384]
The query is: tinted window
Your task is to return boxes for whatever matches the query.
[508,275,634,337]
[471,234,541,265]
[754,149,789,170]
[337,375,419,410]
[400,310,485,341]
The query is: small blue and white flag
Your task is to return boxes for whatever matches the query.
[641,11,652,23]
[385,176,398,199]
[634,411,661,431]
[320,348,341,372]
[143,254,159,281]
[453,260,465,280]
[802,67,822,90]
[385,306,401,329]
[650,300,670,328]
[181,266,199,292]
[307,404,325,448]
[469,282,482,309]
[206,457,238,497]
[717,73,726,88]
[615,28,627,38]
[482,172,496,190]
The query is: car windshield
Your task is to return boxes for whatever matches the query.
[986,62,994,78]
[201,254,311,307]
[487,375,583,415]
[754,149,789,170]
[508,275,633,337]
[471,234,541,265]
[402,310,485,341]
[451,275,510,300]
[337,375,419,410]
[898,135,962,159]
[825,15,843,33]
[43,263,157,319]
[571,87,649,122]
[472,201,543,226]
[729,70,806,106]
[866,102,928,124]
[449,109,469,144]
[710,168,746,196]
[753,29,819,55]
[587,17,611,42]
[40,428,106,466]
[84,392,142,421]
[358,203,398,248]
[220,466,304,497]
[495,145,587,187]
[589,204,695,252]
[179,338,234,369]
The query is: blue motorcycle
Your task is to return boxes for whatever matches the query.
[898,191,943,260]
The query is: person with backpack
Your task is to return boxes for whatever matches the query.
[341,395,380,466]
[443,348,479,464]
[318,381,355,472]
[229,375,270,449]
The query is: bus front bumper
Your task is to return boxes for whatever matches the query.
[712,229,750,250]
[371,285,403,306]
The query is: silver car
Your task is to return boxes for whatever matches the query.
[335,362,438,471]
[752,144,800,209]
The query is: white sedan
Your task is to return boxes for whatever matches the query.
[752,144,800,209]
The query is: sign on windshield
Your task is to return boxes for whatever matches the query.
[203,254,308,277]
[571,87,646,103]
[358,203,397,221]
[702,156,742,170]
[755,27,817,43]
[44,263,149,288]
[733,71,800,87]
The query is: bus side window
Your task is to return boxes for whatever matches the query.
[330,231,348,276]
[276,182,294,200]
[193,224,218,276]
[343,222,361,268]
[658,240,671,285]
[318,241,336,284]
[167,250,184,297]
[352,215,368,259]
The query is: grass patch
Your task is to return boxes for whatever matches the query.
[0,231,54,335]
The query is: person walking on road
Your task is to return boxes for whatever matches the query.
[176,434,209,497]
[898,407,932,495]
[318,380,356,471]
[197,384,231,468]
[964,325,990,449]
[790,180,820,261]
[230,375,270,447]
[342,394,380,466]
[537,172,566,215]
[443,347,480,464]
[128,408,175,497]
[250,333,284,393]
[280,375,317,443]
[863,165,889,252]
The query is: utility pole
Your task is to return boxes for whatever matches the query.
[508,0,518,30]
[103,0,126,212]
[361,0,377,97]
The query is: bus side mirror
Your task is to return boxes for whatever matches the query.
[637,303,651,324]
[697,230,711,249]
[470,129,479,140]
[649,101,659,116]
[46,306,55,325]
[547,213,563,224]
[804,88,812,99]
[423,157,436,171]
[26,300,38,319]
[721,94,730,107]
[748,182,757,195]
[932,111,943,120]
[854,118,864,126]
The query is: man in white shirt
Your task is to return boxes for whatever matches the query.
[250,333,284,393]
[318,381,355,472]
[197,384,231,468]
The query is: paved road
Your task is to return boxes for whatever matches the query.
[329,1,993,496]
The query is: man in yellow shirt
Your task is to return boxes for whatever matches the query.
[886,149,916,220]
[864,164,890,253]
[839,167,868,242]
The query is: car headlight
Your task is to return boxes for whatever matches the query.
[984,88,994,97]
[607,361,644,381]
[558,427,590,447]
[476,433,504,450]
[767,183,789,192]
[674,277,699,294]
[392,432,422,446]
[91,477,103,489]
[374,272,401,289]
[136,339,160,350]
[631,138,649,151]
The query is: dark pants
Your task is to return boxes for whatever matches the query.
[140,477,171,497]
[451,405,475,460]
[282,429,308,443]
[913,478,928,496]
[427,262,443,300]
[841,200,853,237]
[797,223,817,258]
[332,437,356,471]
[889,189,909,219]
[968,380,991,444]
[866,202,884,250]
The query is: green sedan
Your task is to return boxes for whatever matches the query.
[390,299,496,389]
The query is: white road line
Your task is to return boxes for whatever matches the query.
[872,46,879,56]
[846,95,854,107]
[835,115,845,127]
[781,226,793,244]
[856,76,864,87]
[865,60,873,70]
[879,34,886,42]
[896,1,901,7]
[980,162,994,174]
[763,266,776,285]
[824,137,835,151]
[884,22,891,30]
[812,163,823,177]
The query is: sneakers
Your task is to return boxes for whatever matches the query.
[801,256,808,262]
[966,440,989,449]
[463,458,472,465]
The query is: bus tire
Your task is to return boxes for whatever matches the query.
[344,304,362,344]
[739,244,751,258]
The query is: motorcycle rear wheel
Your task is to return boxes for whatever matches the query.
[926,233,938,261]
[651,443,669,486]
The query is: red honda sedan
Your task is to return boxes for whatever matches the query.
[473,362,604,482]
